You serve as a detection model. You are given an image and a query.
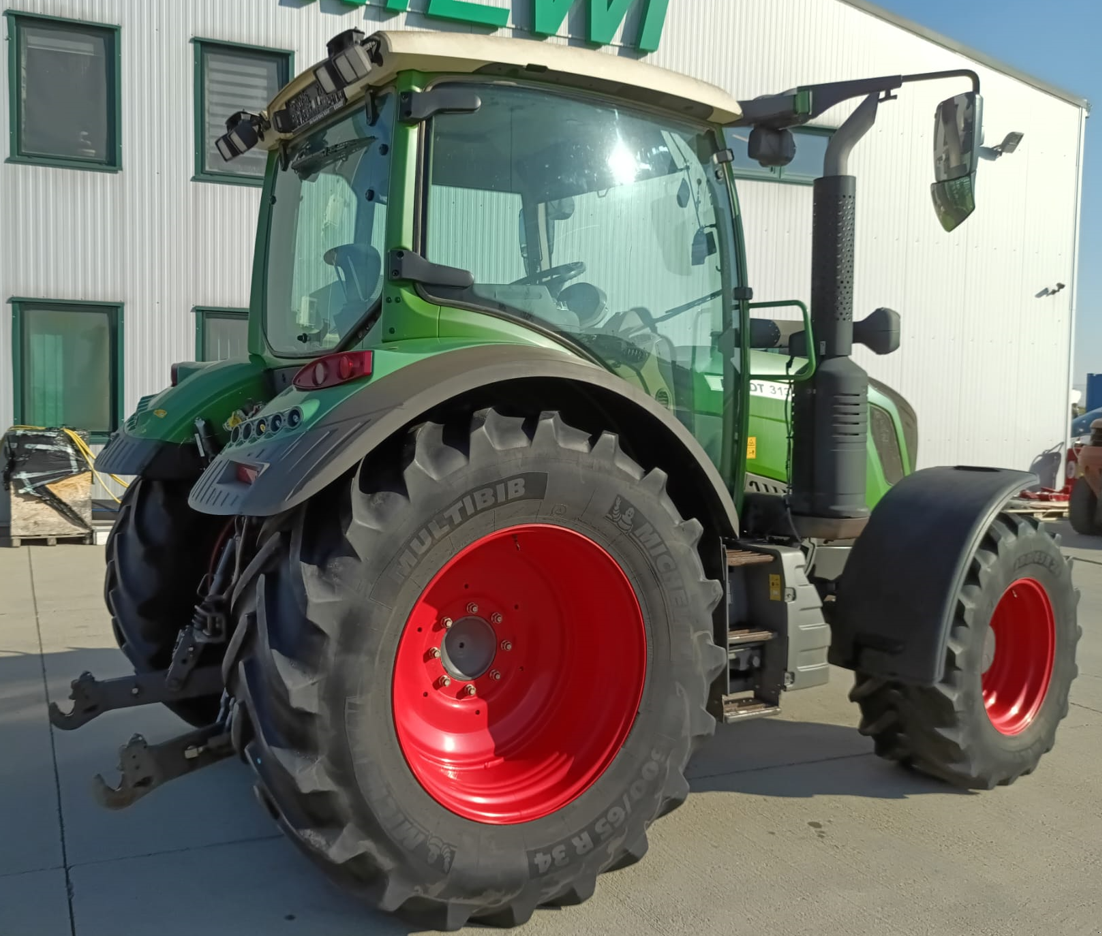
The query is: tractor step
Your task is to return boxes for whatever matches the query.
[727,628,774,646]
[727,549,774,567]
[721,695,781,722]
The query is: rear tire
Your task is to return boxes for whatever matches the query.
[104,478,225,726]
[852,512,1079,789]
[231,409,724,928]
[1068,480,1102,535]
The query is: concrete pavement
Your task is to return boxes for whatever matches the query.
[1,523,1099,936]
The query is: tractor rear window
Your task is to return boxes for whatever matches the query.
[262,93,394,356]
[421,82,743,469]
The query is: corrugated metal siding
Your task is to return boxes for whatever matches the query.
[0,0,1086,514]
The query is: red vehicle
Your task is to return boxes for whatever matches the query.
[1070,421,1102,534]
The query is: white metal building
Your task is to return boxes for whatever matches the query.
[0,0,1089,515]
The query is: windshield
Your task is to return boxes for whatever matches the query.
[1072,408,1102,437]
[263,93,393,356]
[422,83,741,468]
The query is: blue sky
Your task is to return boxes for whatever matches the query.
[875,0,1098,389]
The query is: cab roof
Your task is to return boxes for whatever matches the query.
[262,30,742,147]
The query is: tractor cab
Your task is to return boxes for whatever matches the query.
[238,29,749,487]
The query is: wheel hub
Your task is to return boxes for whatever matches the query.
[440,616,497,681]
[981,577,1055,736]
[392,524,646,825]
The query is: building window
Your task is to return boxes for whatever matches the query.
[194,308,248,361]
[5,12,121,171]
[724,127,834,185]
[11,300,123,439]
[194,39,292,184]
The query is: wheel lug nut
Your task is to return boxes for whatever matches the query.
[464,684,476,697]
[500,640,512,652]
[490,670,501,681]
[429,647,441,659]
[442,617,453,629]
[490,612,503,624]
[467,603,478,614]
[438,675,451,688]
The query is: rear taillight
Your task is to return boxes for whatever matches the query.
[1067,447,1079,480]
[292,351,374,390]
[235,463,259,485]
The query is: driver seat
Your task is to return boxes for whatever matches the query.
[324,244,383,334]
[324,244,382,305]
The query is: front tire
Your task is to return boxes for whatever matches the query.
[232,409,724,928]
[852,512,1079,788]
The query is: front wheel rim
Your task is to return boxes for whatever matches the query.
[982,578,1055,736]
[392,524,647,824]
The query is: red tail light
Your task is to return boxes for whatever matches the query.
[292,351,374,390]
[235,463,259,485]
[1067,446,1079,480]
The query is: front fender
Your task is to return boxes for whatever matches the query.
[187,344,739,535]
[830,466,1036,684]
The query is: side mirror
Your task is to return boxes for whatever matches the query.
[931,91,983,232]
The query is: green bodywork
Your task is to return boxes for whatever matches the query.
[118,66,916,511]
[744,350,914,505]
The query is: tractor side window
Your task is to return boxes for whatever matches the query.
[263,93,394,357]
[423,83,741,472]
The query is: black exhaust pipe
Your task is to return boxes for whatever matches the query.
[789,95,880,539]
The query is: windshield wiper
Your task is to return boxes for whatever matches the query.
[291,135,377,177]
[652,289,724,324]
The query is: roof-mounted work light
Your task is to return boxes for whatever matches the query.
[314,29,374,95]
[215,110,267,162]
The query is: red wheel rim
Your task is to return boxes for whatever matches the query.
[982,578,1055,736]
[392,524,647,824]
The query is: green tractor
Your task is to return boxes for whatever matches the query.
[53,31,1078,929]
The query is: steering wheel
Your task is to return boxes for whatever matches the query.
[511,261,587,290]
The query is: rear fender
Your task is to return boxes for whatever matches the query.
[95,358,273,480]
[187,344,739,537]
[830,466,1036,684]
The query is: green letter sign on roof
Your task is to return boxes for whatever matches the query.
[378,0,668,52]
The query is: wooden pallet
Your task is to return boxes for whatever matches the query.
[6,471,94,546]
[1005,502,1069,521]
[7,531,94,547]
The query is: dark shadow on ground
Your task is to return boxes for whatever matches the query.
[689,718,973,801]
[2,647,972,934]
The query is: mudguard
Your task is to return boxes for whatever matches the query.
[830,465,1036,685]
[187,344,739,535]
[95,358,274,479]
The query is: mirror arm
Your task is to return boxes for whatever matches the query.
[823,93,880,177]
[901,69,980,95]
[731,70,981,131]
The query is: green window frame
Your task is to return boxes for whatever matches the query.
[9,298,124,442]
[192,38,293,186]
[4,10,122,172]
[724,126,835,186]
[194,306,248,361]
